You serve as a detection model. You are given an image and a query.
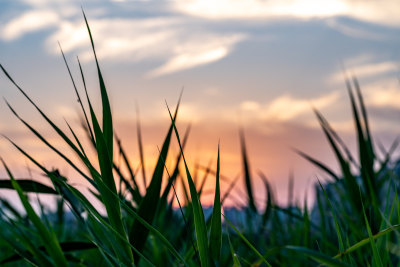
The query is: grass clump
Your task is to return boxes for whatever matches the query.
[0,12,399,266]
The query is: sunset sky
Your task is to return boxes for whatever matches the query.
[1,0,400,208]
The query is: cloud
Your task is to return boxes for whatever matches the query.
[331,61,399,83]
[0,1,248,76]
[238,92,339,123]
[147,34,246,77]
[263,92,339,121]
[173,0,348,20]
[1,9,60,41]
[172,0,400,26]
[46,18,181,63]
[363,79,400,109]
[240,101,260,111]
[47,18,246,76]
[325,18,387,40]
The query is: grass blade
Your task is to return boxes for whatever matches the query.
[129,102,179,259]
[82,9,113,158]
[222,213,271,267]
[285,246,350,267]
[167,102,211,267]
[1,159,68,267]
[0,179,57,194]
[239,128,256,212]
[209,143,222,261]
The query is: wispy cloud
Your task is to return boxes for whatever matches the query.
[238,92,339,122]
[173,0,400,26]
[147,34,246,77]
[46,18,180,62]
[262,92,339,121]
[364,79,400,109]
[331,61,399,83]
[325,18,387,40]
[1,9,60,41]
[0,2,247,77]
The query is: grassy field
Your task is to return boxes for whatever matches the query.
[0,13,399,266]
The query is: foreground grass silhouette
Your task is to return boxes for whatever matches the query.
[0,12,399,266]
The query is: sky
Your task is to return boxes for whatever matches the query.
[0,0,400,208]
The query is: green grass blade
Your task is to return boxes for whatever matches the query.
[259,172,273,225]
[318,180,345,253]
[58,43,94,147]
[209,143,222,261]
[77,56,95,144]
[198,157,213,196]
[222,213,271,267]
[136,105,147,190]
[160,124,191,205]
[294,149,339,181]
[3,99,95,187]
[167,103,211,267]
[82,9,113,158]
[0,241,96,264]
[0,65,96,175]
[0,179,57,194]
[285,246,350,267]
[334,224,400,259]
[353,77,373,155]
[115,134,139,190]
[89,105,134,264]
[239,128,257,211]
[227,228,242,267]
[129,104,178,259]
[361,193,383,267]
[314,108,361,212]
[1,159,68,267]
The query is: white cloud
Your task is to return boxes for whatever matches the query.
[46,18,180,64]
[240,101,260,111]
[173,0,348,20]
[42,17,247,76]
[237,92,339,123]
[262,92,339,121]
[363,79,400,109]
[331,61,399,83]
[326,18,386,40]
[0,1,248,76]
[146,34,246,77]
[1,9,60,41]
[173,0,400,26]
[148,47,228,77]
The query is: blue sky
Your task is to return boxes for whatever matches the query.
[1,0,400,206]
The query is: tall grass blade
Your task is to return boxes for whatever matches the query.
[222,213,271,267]
[334,224,400,259]
[167,103,211,267]
[209,143,222,261]
[259,172,273,225]
[136,105,147,190]
[294,149,339,181]
[82,9,113,158]
[239,128,256,211]
[361,193,383,267]
[285,246,350,267]
[129,101,179,259]
[58,43,94,146]
[227,228,242,267]
[1,159,68,267]
[0,179,57,194]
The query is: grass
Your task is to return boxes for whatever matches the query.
[0,12,399,266]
